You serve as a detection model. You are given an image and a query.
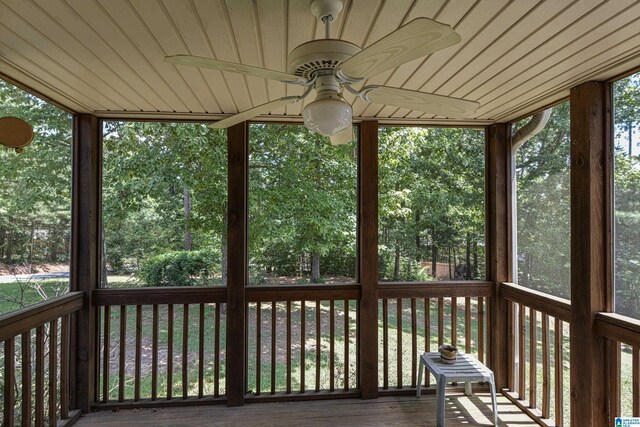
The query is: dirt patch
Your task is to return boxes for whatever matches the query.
[0,262,68,275]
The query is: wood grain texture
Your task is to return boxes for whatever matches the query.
[555,318,564,427]
[569,81,610,427]
[4,338,15,427]
[0,292,83,342]
[486,123,512,390]
[71,113,101,412]
[500,282,571,323]
[226,122,248,406]
[76,394,538,426]
[358,121,378,399]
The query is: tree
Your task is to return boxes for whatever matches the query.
[248,124,357,284]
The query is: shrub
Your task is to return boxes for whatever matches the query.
[139,250,216,286]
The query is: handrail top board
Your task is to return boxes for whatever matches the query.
[500,282,571,322]
[0,292,83,341]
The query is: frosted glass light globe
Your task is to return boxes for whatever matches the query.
[303,98,352,136]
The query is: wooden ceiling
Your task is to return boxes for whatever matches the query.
[1,0,639,125]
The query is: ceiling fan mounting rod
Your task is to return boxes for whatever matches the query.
[322,15,332,39]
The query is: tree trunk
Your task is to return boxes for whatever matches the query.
[431,227,438,279]
[28,224,35,272]
[0,228,5,260]
[311,252,321,283]
[448,246,452,279]
[473,241,478,278]
[452,246,458,279]
[629,122,633,156]
[415,210,421,263]
[101,230,108,288]
[6,230,13,263]
[221,213,228,286]
[466,235,472,279]
[393,239,401,280]
[184,188,192,251]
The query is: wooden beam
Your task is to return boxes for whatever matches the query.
[70,114,101,412]
[358,121,378,399]
[486,123,512,390]
[226,122,248,406]
[569,81,611,426]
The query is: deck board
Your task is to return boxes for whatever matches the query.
[77,394,537,426]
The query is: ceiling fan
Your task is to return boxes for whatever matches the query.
[165,0,479,145]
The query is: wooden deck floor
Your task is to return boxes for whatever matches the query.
[76,393,538,426]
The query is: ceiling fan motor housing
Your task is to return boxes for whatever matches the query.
[287,39,361,80]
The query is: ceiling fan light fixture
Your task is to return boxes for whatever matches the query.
[303,98,352,137]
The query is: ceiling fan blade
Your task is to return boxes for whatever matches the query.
[337,18,460,80]
[329,127,355,145]
[165,55,307,85]
[210,96,303,129]
[361,86,479,118]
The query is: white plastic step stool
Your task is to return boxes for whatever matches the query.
[416,352,498,427]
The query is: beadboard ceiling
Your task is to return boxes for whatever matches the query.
[1,0,639,125]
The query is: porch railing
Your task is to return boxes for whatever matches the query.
[245,285,360,400]
[93,287,227,408]
[501,282,571,426]
[594,312,640,418]
[378,281,492,392]
[0,292,83,426]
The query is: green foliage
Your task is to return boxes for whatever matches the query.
[614,73,640,318]
[515,102,571,299]
[0,80,72,266]
[248,124,357,284]
[139,249,218,287]
[378,126,486,281]
[102,121,228,279]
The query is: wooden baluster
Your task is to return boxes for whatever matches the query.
[478,297,484,363]
[134,305,142,402]
[451,297,457,348]
[541,315,550,418]
[329,300,335,392]
[60,315,69,419]
[35,325,44,426]
[411,298,417,388]
[272,301,277,394]
[465,297,471,354]
[634,346,639,417]
[315,301,320,392]
[4,337,15,427]
[256,302,262,395]
[343,299,349,391]
[22,332,32,426]
[529,308,537,408]
[424,298,430,388]
[397,298,402,389]
[383,299,388,389]
[438,298,444,347]
[300,300,305,393]
[214,303,221,398]
[48,319,58,426]
[118,306,126,402]
[182,304,189,399]
[152,305,159,401]
[167,304,174,400]
[555,318,564,426]
[287,301,292,394]
[102,305,110,403]
[198,304,205,399]
[518,304,525,400]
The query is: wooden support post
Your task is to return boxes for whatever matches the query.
[226,122,248,406]
[70,114,101,412]
[358,121,379,399]
[570,81,611,426]
[486,123,512,390]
